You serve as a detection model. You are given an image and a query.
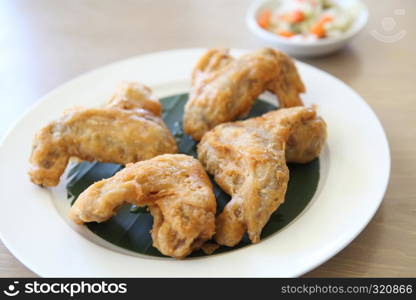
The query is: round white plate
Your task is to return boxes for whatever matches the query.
[0,48,390,277]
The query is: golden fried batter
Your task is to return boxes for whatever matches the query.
[184,48,305,140]
[29,82,177,187]
[285,113,327,163]
[197,107,326,247]
[69,154,216,259]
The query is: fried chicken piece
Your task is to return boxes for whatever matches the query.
[197,107,326,247]
[191,48,234,87]
[107,81,162,115]
[69,154,216,259]
[285,113,327,163]
[183,48,305,140]
[29,82,177,187]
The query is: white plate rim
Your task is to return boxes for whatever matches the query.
[0,48,390,277]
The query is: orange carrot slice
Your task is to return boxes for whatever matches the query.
[278,10,305,24]
[258,9,272,29]
[277,30,295,38]
[291,10,305,23]
[310,15,333,38]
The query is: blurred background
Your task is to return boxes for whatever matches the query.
[0,0,414,277]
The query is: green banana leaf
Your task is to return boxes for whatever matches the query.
[66,94,319,257]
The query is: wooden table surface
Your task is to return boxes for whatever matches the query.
[0,0,415,277]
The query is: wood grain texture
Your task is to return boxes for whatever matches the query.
[0,0,415,277]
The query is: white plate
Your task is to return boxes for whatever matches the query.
[0,48,390,277]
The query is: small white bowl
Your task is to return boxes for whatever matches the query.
[246,0,368,57]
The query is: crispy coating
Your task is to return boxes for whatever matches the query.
[107,81,162,115]
[69,154,216,259]
[29,82,177,187]
[197,107,326,246]
[184,48,305,140]
[285,113,327,163]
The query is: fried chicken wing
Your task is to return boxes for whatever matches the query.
[191,48,234,87]
[184,48,305,140]
[69,154,216,259]
[197,107,326,246]
[29,82,177,187]
[285,113,327,163]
